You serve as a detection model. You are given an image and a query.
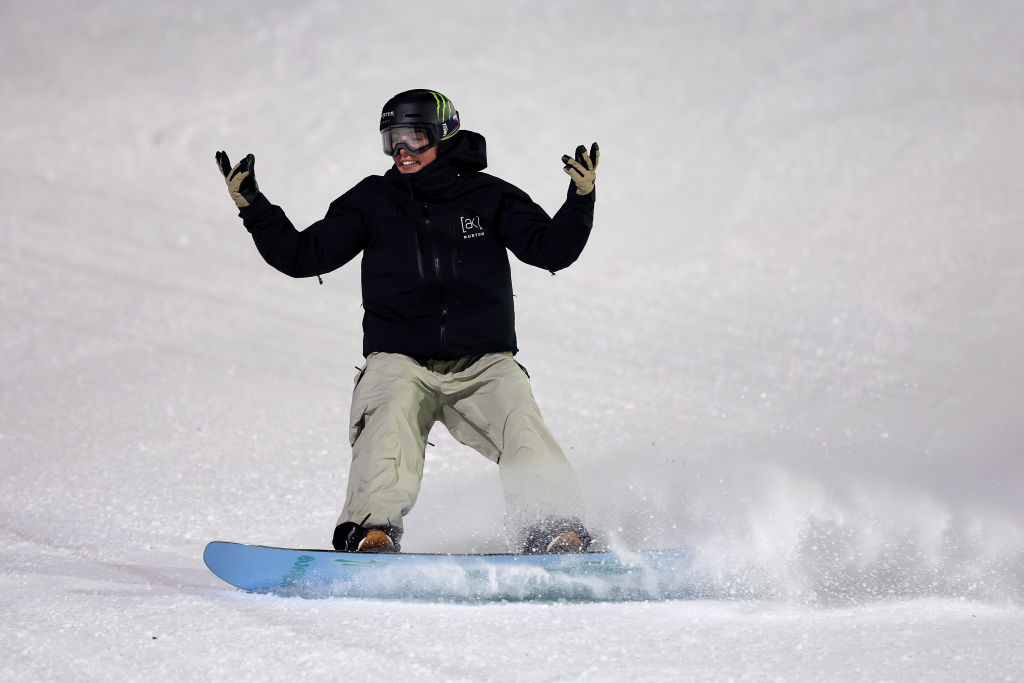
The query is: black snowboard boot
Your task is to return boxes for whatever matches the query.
[520,517,592,554]
[333,520,401,553]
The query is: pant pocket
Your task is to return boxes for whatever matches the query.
[349,359,372,445]
[349,399,370,446]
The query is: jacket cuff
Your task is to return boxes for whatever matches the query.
[237,192,271,219]
[566,184,596,203]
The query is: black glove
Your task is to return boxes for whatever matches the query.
[215,151,259,208]
[562,142,599,195]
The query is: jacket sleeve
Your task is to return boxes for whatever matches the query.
[237,187,370,279]
[494,184,595,272]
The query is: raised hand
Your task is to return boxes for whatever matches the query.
[215,151,259,208]
[562,142,599,195]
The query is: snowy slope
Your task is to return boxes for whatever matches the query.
[2,0,1023,680]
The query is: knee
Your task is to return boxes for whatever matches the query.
[350,369,432,446]
[502,408,559,455]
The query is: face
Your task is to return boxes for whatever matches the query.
[387,127,438,173]
[393,145,438,174]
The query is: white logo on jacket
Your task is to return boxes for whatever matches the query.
[460,215,485,239]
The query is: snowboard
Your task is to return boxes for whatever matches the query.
[203,541,700,601]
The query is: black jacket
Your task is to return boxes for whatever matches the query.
[238,130,595,359]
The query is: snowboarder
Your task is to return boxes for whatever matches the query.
[216,89,599,554]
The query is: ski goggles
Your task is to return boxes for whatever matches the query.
[381,125,438,156]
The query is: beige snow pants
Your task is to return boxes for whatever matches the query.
[338,352,585,544]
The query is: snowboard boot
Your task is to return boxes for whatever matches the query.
[358,530,395,552]
[547,530,583,553]
[333,520,401,553]
[520,517,592,554]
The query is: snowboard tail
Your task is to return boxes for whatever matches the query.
[203,541,700,601]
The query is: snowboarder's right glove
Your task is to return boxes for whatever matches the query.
[562,142,599,195]
[215,151,259,208]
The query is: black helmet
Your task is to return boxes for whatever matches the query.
[379,89,460,156]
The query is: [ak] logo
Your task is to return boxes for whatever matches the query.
[461,215,485,239]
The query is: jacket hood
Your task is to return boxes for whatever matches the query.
[439,129,487,173]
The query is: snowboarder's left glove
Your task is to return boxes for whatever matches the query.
[562,142,599,195]
[215,151,259,208]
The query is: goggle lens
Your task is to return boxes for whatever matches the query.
[382,125,437,156]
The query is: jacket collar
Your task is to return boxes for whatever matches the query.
[386,130,487,201]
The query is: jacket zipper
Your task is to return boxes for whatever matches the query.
[408,180,426,282]
[423,202,447,351]
[412,226,425,282]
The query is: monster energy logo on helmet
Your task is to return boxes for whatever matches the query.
[430,91,454,121]
[379,89,461,153]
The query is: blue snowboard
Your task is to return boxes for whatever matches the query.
[203,541,700,601]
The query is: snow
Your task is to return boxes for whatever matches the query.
[2,0,1023,680]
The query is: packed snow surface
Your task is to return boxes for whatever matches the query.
[2,0,1023,680]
